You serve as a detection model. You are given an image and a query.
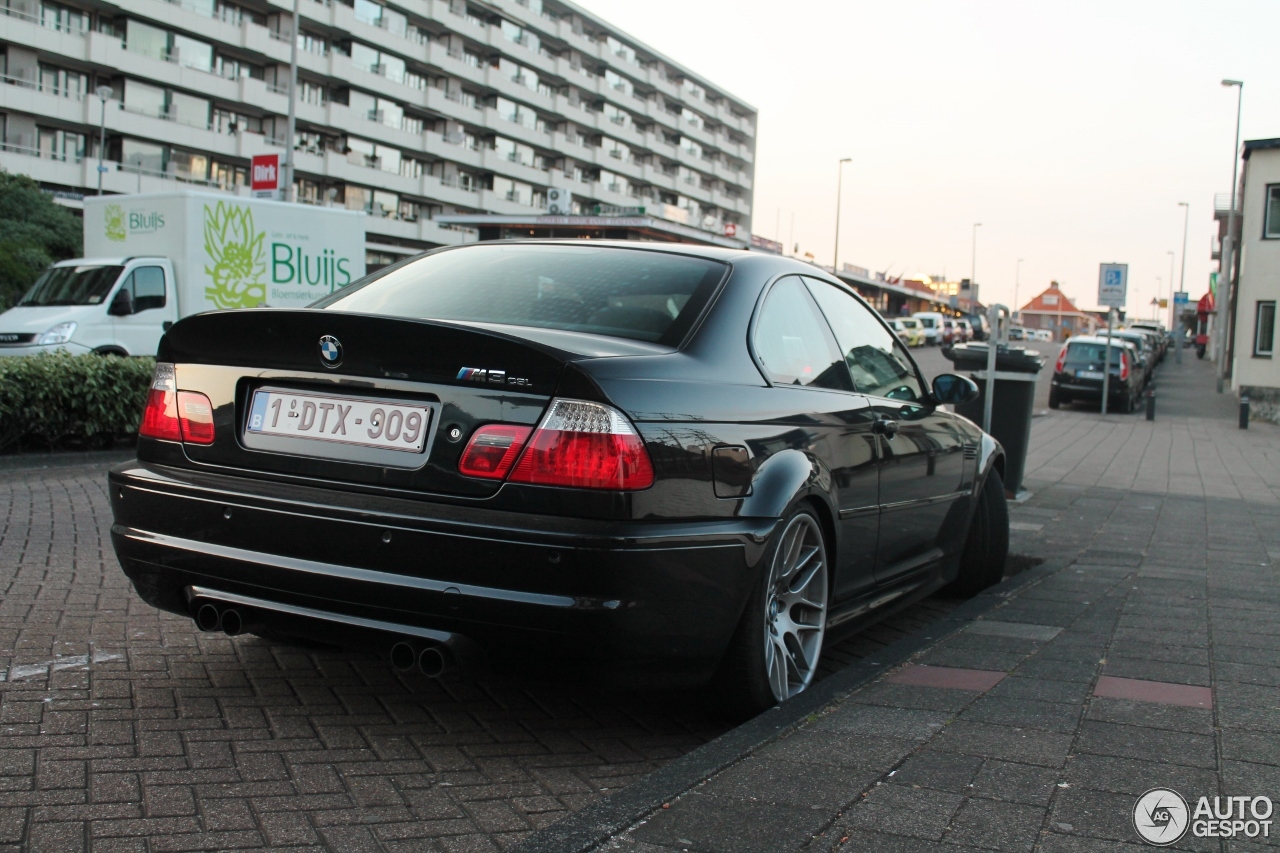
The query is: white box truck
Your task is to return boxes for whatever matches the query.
[0,190,366,357]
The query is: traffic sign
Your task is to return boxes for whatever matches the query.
[1098,263,1128,308]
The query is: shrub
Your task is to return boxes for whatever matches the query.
[0,352,154,451]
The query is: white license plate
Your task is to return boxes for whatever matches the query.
[1076,370,1105,380]
[247,390,431,453]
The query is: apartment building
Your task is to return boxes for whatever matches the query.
[0,0,757,266]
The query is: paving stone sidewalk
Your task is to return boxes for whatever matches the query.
[599,354,1280,852]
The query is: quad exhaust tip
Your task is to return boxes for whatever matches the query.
[388,641,455,677]
[221,608,244,636]
[195,603,221,632]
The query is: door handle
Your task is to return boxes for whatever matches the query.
[873,418,899,438]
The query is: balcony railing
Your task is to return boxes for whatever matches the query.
[1214,192,1242,217]
[0,4,86,34]
[0,141,84,162]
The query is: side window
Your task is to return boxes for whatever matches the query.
[802,276,923,402]
[129,267,166,312]
[753,277,853,391]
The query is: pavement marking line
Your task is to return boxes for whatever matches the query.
[0,651,123,682]
[1008,521,1045,531]
[964,620,1063,641]
[1093,675,1213,708]
[885,665,1006,691]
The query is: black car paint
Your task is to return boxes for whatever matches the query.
[109,244,1003,683]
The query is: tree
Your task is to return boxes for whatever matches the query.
[0,172,82,309]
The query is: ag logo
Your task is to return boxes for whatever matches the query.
[1134,788,1189,845]
[318,335,342,368]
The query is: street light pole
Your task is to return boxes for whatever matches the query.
[1014,257,1023,321]
[1166,250,1175,327]
[1218,79,1243,393]
[282,0,301,203]
[1178,201,1190,363]
[95,85,112,195]
[832,158,851,271]
[971,222,982,300]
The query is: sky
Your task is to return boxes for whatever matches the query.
[576,0,1280,317]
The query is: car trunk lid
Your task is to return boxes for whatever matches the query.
[155,309,574,499]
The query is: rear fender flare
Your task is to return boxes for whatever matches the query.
[737,448,839,558]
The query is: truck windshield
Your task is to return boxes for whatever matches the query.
[315,245,726,346]
[18,265,124,307]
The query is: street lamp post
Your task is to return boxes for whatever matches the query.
[95,85,112,195]
[1166,250,1175,327]
[832,158,851,271]
[281,0,301,203]
[1177,201,1190,363]
[1014,258,1023,322]
[1218,79,1244,393]
[971,222,982,299]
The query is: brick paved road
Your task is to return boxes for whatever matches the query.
[0,456,962,852]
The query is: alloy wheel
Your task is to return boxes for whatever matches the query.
[762,513,828,702]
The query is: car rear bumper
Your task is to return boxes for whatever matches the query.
[108,463,774,683]
[1051,376,1132,399]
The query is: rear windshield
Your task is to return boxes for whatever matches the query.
[315,244,726,345]
[19,264,124,306]
[916,317,936,328]
[1066,342,1129,365]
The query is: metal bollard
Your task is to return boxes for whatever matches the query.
[1240,395,1250,430]
[1145,388,1155,421]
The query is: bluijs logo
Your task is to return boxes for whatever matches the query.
[104,205,126,242]
[203,201,267,309]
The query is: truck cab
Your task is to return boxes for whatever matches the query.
[0,257,178,357]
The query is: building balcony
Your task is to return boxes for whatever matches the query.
[1214,192,1242,220]
[365,213,471,247]
[480,147,551,186]
[0,9,89,64]
[420,173,483,209]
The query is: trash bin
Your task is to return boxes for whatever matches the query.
[944,343,1044,496]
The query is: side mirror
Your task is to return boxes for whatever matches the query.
[931,373,979,405]
[108,288,134,316]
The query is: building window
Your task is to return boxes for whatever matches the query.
[1256,301,1276,357]
[1266,186,1280,239]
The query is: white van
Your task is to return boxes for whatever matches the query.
[912,311,946,345]
[0,191,365,358]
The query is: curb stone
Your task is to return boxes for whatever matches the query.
[511,555,1071,853]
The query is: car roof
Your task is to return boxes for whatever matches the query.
[1068,335,1139,347]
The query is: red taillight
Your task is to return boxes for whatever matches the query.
[138,364,215,445]
[139,363,180,441]
[1054,345,1067,374]
[177,391,215,445]
[458,424,532,479]
[1120,352,1130,382]
[508,399,654,490]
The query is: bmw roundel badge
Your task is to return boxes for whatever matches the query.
[318,335,342,368]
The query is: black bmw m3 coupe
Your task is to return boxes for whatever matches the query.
[109,242,1008,713]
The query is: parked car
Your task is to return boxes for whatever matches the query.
[1008,326,1026,341]
[941,318,959,345]
[108,242,1008,715]
[1050,336,1142,412]
[954,319,974,342]
[913,311,945,345]
[890,317,925,347]
[1032,329,1054,342]
[1104,330,1156,386]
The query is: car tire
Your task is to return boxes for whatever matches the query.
[715,505,830,717]
[1048,388,1061,409]
[942,468,1009,598]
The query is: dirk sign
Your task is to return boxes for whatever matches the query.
[251,154,281,199]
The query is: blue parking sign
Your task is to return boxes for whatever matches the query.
[1098,263,1128,308]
